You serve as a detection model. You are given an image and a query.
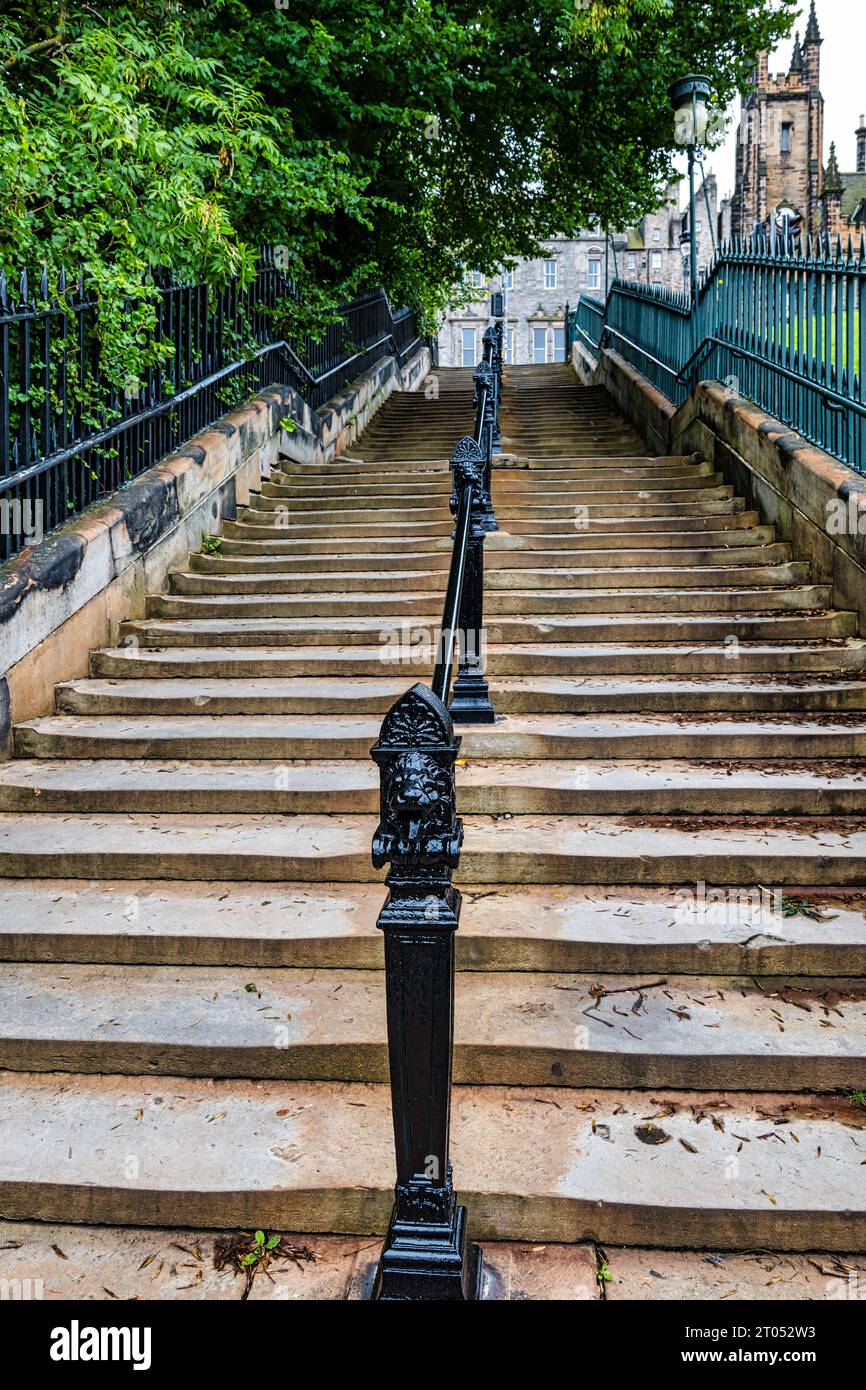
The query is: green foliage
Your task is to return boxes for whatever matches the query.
[200,532,222,555]
[0,0,798,379]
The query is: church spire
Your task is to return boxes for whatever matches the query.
[789,31,804,75]
[805,0,822,45]
[825,142,842,192]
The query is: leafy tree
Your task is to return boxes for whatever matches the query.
[0,0,797,375]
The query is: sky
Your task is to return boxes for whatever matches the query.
[673,0,866,209]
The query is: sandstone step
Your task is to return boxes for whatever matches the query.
[2,964,863,1091]
[188,550,799,579]
[0,813,863,884]
[118,612,856,650]
[241,484,732,520]
[56,675,866,718]
[15,712,866,763]
[193,517,768,561]
[1,1074,862,1247]
[90,640,866,679]
[188,521,769,559]
[262,470,717,502]
[277,455,699,477]
[3,881,864,976]
[3,757,864,818]
[197,546,798,576]
[0,1219,594,1301]
[150,582,827,617]
[272,463,710,491]
[223,499,747,536]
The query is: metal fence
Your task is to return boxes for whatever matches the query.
[568,234,866,472]
[0,251,421,562]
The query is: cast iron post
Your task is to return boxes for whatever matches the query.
[370,683,482,1300]
[448,432,497,724]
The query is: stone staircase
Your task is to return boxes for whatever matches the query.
[1,363,866,1266]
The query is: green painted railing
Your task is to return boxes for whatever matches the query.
[568,235,866,472]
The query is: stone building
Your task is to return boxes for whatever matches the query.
[728,2,865,245]
[820,123,866,239]
[730,2,825,241]
[436,177,718,367]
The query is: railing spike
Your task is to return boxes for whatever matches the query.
[0,268,7,309]
[40,265,48,300]
[58,265,67,295]
[19,267,29,304]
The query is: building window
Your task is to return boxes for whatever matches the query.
[532,327,547,363]
[587,258,602,290]
[781,123,792,155]
[502,270,514,291]
[652,228,661,244]
[696,221,703,234]
[544,259,557,289]
[650,251,663,277]
[468,270,484,289]
[627,252,637,272]
[506,327,515,364]
[461,327,477,367]
[553,327,566,362]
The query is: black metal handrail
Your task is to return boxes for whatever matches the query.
[368,316,503,1301]
[0,255,422,564]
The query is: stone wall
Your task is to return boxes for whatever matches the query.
[572,340,866,634]
[0,345,430,753]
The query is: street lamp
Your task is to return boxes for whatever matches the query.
[669,74,711,317]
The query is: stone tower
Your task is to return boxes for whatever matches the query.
[731,1,824,239]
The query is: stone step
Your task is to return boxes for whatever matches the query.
[118,611,856,648]
[272,463,710,491]
[56,675,866,718]
[189,549,796,578]
[262,469,717,501]
[223,498,746,536]
[2,964,863,1091]
[193,545,798,575]
[3,881,863,976]
[1,1074,862,1247]
[188,520,769,557]
[90,640,866,679]
[15,712,866,763]
[3,757,863,818]
[151,582,826,617]
[278,458,706,480]
[0,813,863,884]
[0,1219,596,1301]
[192,516,767,560]
[242,483,732,520]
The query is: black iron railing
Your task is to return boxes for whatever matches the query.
[0,252,421,563]
[369,319,503,1301]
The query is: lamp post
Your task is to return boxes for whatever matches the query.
[669,74,711,349]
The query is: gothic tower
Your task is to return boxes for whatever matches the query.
[731,2,824,239]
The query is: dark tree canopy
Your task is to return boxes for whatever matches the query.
[0,0,797,350]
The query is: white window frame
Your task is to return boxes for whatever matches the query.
[587,259,602,291]
[461,327,477,367]
[626,252,637,271]
[532,327,548,364]
[543,259,557,289]
[553,327,566,363]
[502,270,514,291]
[505,327,515,363]
[652,228,661,244]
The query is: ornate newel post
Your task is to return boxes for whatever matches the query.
[370,684,482,1300]
[447,435,497,724]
